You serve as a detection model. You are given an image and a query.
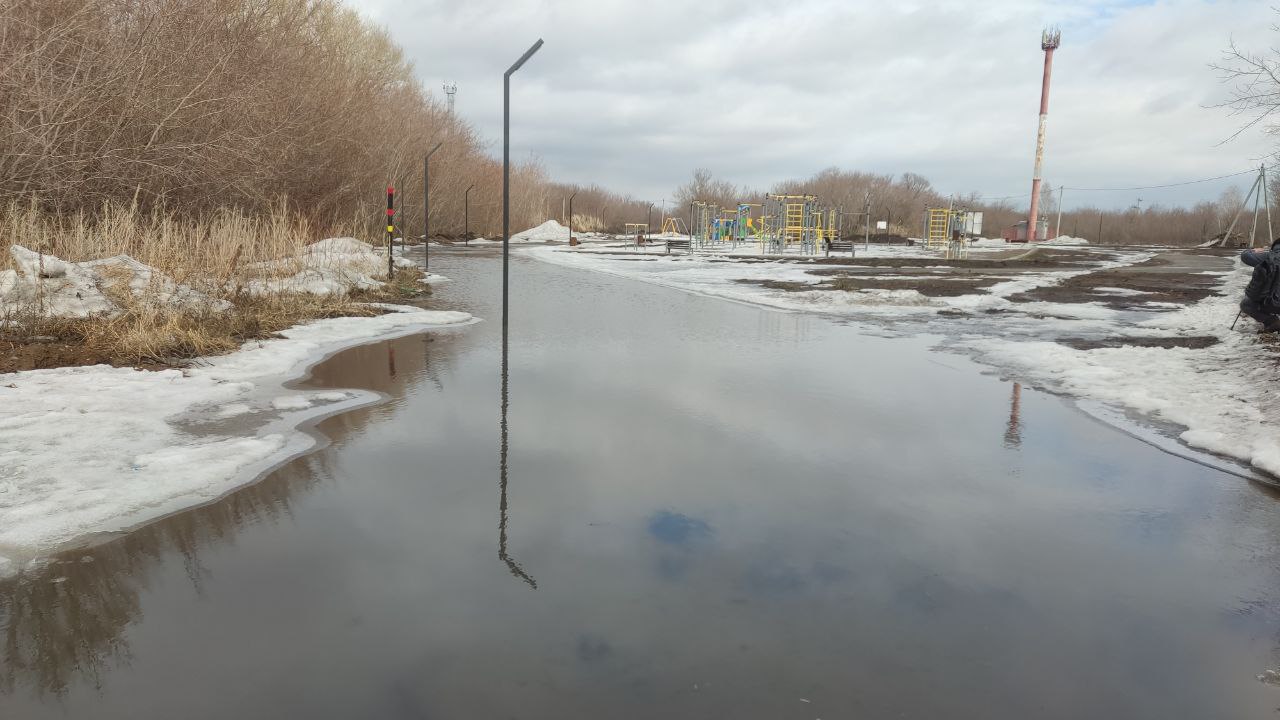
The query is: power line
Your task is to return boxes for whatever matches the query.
[951,167,1259,205]
[1061,168,1256,192]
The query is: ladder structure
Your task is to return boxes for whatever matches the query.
[925,208,951,249]
[763,194,821,254]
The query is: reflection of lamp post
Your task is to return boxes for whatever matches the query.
[464,183,475,246]
[499,325,536,589]
[502,38,544,345]
[498,38,543,590]
[423,141,443,271]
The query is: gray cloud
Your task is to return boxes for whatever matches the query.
[353,0,1274,210]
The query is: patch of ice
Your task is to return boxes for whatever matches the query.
[0,307,475,575]
[215,403,254,419]
[271,395,313,411]
[1092,287,1150,296]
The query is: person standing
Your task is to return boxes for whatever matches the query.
[1240,238,1280,332]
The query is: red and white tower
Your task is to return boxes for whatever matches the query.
[1025,27,1060,243]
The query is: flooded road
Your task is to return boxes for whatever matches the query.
[4,250,1280,718]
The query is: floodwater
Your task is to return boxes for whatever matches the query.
[4,250,1280,719]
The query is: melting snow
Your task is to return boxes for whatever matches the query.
[0,306,474,575]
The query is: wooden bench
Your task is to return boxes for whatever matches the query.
[666,238,692,254]
[825,240,855,257]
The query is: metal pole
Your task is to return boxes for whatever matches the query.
[1055,185,1064,239]
[568,191,577,243]
[503,39,544,345]
[1264,164,1274,244]
[424,141,442,271]
[386,185,395,277]
[647,202,653,242]
[864,191,871,250]
[464,183,474,246]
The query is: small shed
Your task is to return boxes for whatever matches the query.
[1002,219,1049,243]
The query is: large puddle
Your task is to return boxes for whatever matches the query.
[4,251,1280,718]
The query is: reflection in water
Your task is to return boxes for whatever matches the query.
[498,332,537,589]
[0,332,444,700]
[1004,382,1023,449]
[0,455,332,698]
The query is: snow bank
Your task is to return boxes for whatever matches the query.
[0,306,475,575]
[0,245,227,318]
[1044,235,1090,246]
[243,237,417,296]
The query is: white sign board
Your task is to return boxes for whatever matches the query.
[876,220,888,231]
[962,212,984,235]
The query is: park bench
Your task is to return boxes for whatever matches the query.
[666,238,691,254]
[825,240,855,257]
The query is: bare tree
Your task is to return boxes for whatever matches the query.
[1213,16,1280,149]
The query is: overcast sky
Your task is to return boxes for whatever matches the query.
[352,0,1274,211]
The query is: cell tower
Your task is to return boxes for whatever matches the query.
[1025,27,1060,243]
[443,82,458,114]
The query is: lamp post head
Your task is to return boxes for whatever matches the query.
[506,39,544,77]
[427,141,443,158]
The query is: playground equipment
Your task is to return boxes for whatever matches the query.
[681,194,845,255]
[623,223,649,247]
[660,216,688,236]
[922,207,984,259]
[762,194,826,254]
[690,201,718,249]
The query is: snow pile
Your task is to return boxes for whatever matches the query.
[243,237,417,296]
[0,245,228,318]
[1044,235,1090,246]
[512,220,571,243]
[0,305,475,575]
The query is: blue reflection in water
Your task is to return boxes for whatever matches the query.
[647,510,712,547]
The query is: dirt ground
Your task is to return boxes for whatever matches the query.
[1006,251,1236,308]
[0,335,165,374]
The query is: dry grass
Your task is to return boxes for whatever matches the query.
[1,201,428,370]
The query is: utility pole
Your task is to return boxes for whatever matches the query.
[864,191,871,250]
[1055,185,1064,239]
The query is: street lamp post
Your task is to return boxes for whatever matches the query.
[423,141,443,271]
[503,39,544,344]
[568,191,577,245]
[646,202,654,242]
[464,183,475,246]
